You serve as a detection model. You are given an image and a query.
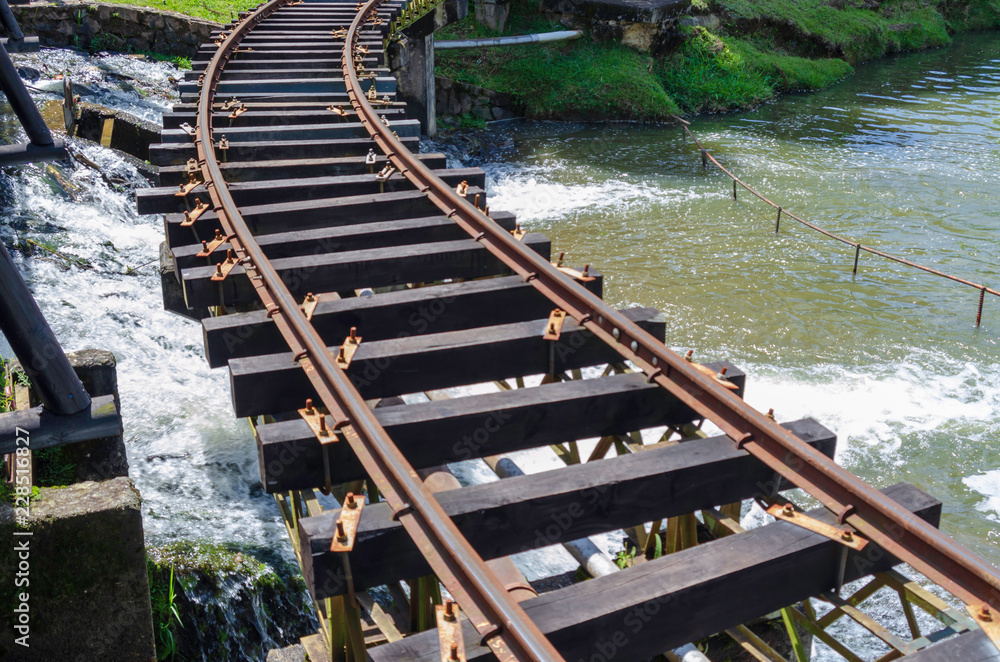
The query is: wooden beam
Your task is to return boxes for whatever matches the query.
[139,168,483,215]
[157,153,447,187]
[901,630,999,661]
[0,394,120,455]
[149,135,419,166]
[298,418,829,599]
[165,187,485,248]
[180,233,550,308]
[257,367,743,492]
[228,306,664,417]
[366,483,941,662]
[201,273,600,368]
[171,212,515,271]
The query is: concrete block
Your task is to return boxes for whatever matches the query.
[0,477,155,660]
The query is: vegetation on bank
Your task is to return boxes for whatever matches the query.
[436,0,1000,120]
[107,0,258,23]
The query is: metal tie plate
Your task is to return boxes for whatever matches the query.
[767,503,868,551]
[181,199,210,227]
[543,309,567,341]
[330,492,365,553]
[436,600,466,662]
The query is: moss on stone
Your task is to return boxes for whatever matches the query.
[146,541,316,661]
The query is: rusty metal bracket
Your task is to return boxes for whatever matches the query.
[331,27,347,38]
[210,250,239,282]
[328,104,349,117]
[436,600,466,662]
[367,84,378,100]
[767,503,869,551]
[511,223,525,241]
[197,229,228,257]
[967,604,1000,651]
[375,163,396,183]
[221,98,240,111]
[455,180,469,197]
[556,264,596,283]
[365,149,377,167]
[176,172,201,197]
[302,292,320,320]
[543,309,567,341]
[227,103,247,120]
[330,492,365,552]
[181,198,210,227]
[298,398,338,443]
[683,350,740,391]
[180,122,197,138]
[335,327,362,369]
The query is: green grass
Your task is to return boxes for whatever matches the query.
[103,0,259,23]
[716,0,955,63]
[438,39,680,120]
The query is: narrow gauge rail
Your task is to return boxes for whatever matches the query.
[141,0,1000,659]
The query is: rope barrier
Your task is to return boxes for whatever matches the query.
[673,116,998,328]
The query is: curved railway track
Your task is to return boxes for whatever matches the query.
[141,1,1000,659]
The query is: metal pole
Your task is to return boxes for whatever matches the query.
[853,244,861,275]
[976,286,986,328]
[775,207,782,233]
[0,0,25,42]
[0,41,55,146]
[0,239,90,415]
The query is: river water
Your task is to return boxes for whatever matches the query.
[2,33,999,660]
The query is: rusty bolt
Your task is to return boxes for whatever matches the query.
[305,398,314,412]
[305,292,315,301]
[841,530,854,542]
[444,599,456,622]
[767,408,775,420]
[214,263,222,277]
[319,416,329,437]
[346,492,357,509]
[450,643,459,660]
[719,367,728,376]
[227,249,235,262]
[980,605,992,622]
[685,350,694,361]
[582,264,590,277]
[336,520,347,543]
[349,327,358,342]
[201,240,208,251]
[337,347,346,363]
[783,503,794,516]
[214,228,223,240]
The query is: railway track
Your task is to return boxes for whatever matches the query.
[141,1,1000,659]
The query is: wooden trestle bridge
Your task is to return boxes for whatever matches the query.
[140,0,1000,659]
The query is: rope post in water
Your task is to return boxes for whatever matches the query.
[775,207,782,233]
[853,244,861,276]
[701,149,707,168]
[733,179,737,201]
[976,286,986,328]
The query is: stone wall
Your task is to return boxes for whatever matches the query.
[435,75,522,125]
[11,2,219,58]
[540,0,690,54]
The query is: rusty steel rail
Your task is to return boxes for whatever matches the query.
[343,0,1000,632]
[194,2,563,661]
[186,0,1000,658]
[675,118,1000,327]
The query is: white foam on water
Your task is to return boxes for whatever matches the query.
[485,164,718,226]
[964,470,1000,520]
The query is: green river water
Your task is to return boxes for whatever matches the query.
[476,32,1000,576]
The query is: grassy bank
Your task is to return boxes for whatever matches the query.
[436,0,1000,120]
[107,0,258,23]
